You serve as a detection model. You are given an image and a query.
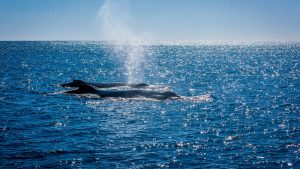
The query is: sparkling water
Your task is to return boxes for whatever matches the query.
[0,41,299,168]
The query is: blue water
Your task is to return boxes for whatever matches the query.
[0,41,299,168]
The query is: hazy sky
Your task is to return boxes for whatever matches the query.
[0,0,299,41]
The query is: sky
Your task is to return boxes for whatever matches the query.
[0,0,299,41]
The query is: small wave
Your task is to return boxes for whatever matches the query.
[145,85,171,91]
[84,94,213,102]
[86,96,161,103]
[180,94,213,102]
[48,91,66,95]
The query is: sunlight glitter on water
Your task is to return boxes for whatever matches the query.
[0,41,299,168]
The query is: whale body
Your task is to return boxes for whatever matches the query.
[61,80,148,88]
[65,84,179,100]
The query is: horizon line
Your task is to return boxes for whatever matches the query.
[1,40,299,43]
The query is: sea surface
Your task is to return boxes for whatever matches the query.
[0,41,299,168]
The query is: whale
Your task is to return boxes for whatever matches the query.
[61,80,148,88]
[64,84,179,100]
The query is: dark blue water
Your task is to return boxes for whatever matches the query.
[0,41,299,168]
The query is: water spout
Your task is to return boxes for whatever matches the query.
[97,0,145,83]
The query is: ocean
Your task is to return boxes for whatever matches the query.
[0,41,299,168]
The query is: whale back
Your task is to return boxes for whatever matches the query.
[61,79,86,87]
[73,80,85,84]
[65,84,97,94]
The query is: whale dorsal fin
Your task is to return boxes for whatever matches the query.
[73,80,85,84]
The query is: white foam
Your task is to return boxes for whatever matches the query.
[180,94,213,102]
